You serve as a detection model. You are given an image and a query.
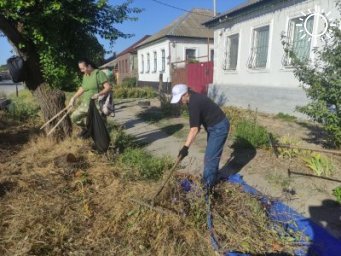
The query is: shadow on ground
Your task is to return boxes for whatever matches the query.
[218,138,257,179]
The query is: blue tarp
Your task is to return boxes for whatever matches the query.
[221,174,341,256]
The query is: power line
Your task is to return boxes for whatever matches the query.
[150,0,214,18]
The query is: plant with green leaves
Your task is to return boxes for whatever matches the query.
[7,89,40,121]
[0,0,141,138]
[234,119,269,148]
[303,152,335,177]
[281,2,341,147]
[332,186,341,204]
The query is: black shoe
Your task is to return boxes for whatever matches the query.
[77,129,90,139]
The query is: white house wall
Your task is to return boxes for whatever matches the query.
[137,38,213,84]
[211,0,340,116]
[169,38,214,68]
[138,40,171,84]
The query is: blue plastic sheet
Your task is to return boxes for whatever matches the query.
[224,174,341,256]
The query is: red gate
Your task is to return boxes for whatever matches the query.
[187,61,213,94]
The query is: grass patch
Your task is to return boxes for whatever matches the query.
[7,89,40,121]
[275,112,297,122]
[119,148,173,180]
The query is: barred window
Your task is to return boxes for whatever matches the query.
[248,26,270,69]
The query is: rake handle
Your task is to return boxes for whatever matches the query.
[47,107,72,136]
[152,156,182,202]
[40,105,71,130]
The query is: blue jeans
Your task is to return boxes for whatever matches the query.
[203,118,229,189]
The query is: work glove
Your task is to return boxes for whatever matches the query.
[91,93,99,100]
[68,96,76,107]
[178,145,189,160]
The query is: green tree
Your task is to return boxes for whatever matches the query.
[0,0,140,138]
[282,3,341,148]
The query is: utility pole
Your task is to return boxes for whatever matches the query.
[213,0,216,17]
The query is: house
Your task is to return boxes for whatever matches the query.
[136,9,214,92]
[204,0,340,116]
[100,35,150,85]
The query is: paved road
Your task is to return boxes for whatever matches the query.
[0,80,24,96]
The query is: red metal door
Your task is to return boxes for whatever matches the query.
[187,61,213,94]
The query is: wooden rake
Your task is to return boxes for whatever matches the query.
[40,105,73,136]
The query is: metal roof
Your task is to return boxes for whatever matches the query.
[203,0,267,27]
[137,8,214,48]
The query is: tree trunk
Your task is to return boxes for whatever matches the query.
[33,83,72,140]
[0,15,72,140]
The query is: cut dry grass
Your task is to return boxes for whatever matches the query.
[0,119,306,256]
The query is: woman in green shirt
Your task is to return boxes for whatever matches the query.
[68,59,112,136]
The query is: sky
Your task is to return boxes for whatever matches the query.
[0,0,247,65]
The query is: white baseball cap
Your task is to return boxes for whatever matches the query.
[170,84,188,104]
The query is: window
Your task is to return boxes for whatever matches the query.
[185,48,196,61]
[125,59,128,73]
[161,49,165,72]
[283,16,314,66]
[224,34,239,70]
[153,51,157,72]
[146,53,150,73]
[248,25,270,69]
[141,54,144,73]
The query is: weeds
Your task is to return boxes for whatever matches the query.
[332,186,341,203]
[303,152,335,177]
[119,148,173,180]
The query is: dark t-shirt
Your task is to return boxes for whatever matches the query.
[188,91,226,129]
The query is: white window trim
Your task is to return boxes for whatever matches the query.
[223,33,240,71]
[281,13,316,69]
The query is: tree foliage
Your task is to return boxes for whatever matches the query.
[282,3,341,148]
[0,0,141,90]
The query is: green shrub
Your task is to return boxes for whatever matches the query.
[121,77,137,88]
[303,152,335,177]
[120,148,172,180]
[332,186,341,204]
[7,90,40,121]
[234,119,269,148]
[114,86,156,99]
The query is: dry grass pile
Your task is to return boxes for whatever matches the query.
[0,126,306,255]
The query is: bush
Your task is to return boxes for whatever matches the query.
[7,90,40,121]
[120,148,172,180]
[121,77,137,88]
[281,3,341,147]
[114,86,156,99]
[234,119,269,148]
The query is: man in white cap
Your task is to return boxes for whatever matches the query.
[171,84,230,189]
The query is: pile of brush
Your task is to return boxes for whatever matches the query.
[0,127,306,255]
